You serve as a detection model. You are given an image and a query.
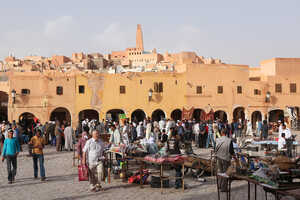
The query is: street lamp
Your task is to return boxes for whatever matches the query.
[148,88,153,102]
[265,91,271,103]
[11,89,16,104]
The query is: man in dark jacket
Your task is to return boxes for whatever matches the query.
[261,120,269,140]
[167,130,184,189]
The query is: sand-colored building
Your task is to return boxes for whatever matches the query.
[0,25,300,129]
[0,57,299,130]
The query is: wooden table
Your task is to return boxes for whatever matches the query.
[276,188,300,199]
[216,173,300,200]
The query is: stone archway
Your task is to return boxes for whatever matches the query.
[106,109,125,122]
[131,109,146,123]
[50,107,71,125]
[19,112,36,130]
[214,110,227,122]
[171,109,182,121]
[0,91,8,122]
[233,107,245,122]
[268,109,284,123]
[151,109,166,122]
[192,108,205,121]
[79,109,99,121]
[251,111,262,129]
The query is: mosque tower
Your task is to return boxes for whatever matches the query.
[136,24,144,51]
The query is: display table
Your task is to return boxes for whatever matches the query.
[130,155,186,194]
[276,188,300,199]
[251,140,299,156]
[216,173,300,200]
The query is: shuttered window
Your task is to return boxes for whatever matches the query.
[275,83,282,93]
[290,83,297,93]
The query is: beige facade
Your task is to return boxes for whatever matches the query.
[0,57,299,130]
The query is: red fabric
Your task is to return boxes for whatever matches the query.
[182,107,194,120]
[33,117,39,123]
[128,170,149,184]
[78,164,89,181]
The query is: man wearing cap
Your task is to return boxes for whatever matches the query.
[2,129,20,184]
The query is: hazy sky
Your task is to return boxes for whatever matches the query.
[0,0,299,66]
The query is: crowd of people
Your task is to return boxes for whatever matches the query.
[0,115,294,192]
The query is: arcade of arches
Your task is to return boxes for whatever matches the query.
[7,105,299,130]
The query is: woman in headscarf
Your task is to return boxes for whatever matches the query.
[77,131,89,163]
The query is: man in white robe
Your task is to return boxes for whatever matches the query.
[64,124,74,151]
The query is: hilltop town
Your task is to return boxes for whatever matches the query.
[0,24,299,130]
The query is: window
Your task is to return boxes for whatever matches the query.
[120,85,126,94]
[175,80,177,85]
[154,82,163,93]
[56,86,63,95]
[196,86,202,94]
[140,80,142,85]
[237,86,242,94]
[21,89,30,95]
[79,85,85,94]
[290,83,297,93]
[154,82,159,92]
[217,86,223,94]
[275,83,282,93]
[159,82,163,93]
[254,89,261,95]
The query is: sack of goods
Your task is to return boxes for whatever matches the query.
[78,164,89,181]
[150,175,169,188]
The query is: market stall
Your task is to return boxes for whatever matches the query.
[216,154,300,200]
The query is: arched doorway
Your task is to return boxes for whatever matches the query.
[251,111,262,129]
[268,109,284,122]
[214,110,227,122]
[106,109,125,122]
[151,109,166,122]
[171,109,182,121]
[131,109,146,123]
[233,107,245,122]
[50,107,71,125]
[19,112,36,130]
[192,109,205,121]
[79,109,99,121]
[0,91,8,122]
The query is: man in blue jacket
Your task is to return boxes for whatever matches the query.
[2,129,20,184]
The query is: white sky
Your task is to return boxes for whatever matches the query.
[0,0,299,66]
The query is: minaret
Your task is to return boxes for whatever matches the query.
[136,24,144,51]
